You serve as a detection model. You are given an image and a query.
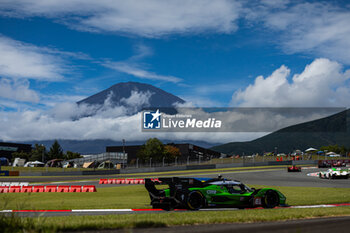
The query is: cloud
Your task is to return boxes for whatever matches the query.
[120,90,153,112]
[49,90,154,120]
[1,102,340,143]
[0,87,343,143]
[40,94,87,108]
[0,106,268,144]
[1,1,349,65]
[177,95,224,107]
[0,78,39,103]
[232,58,350,107]
[0,35,92,109]
[171,107,343,133]
[0,0,241,38]
[245,1,350,64]
[0,90,256,143]
[104,61,182,83]
[103,44,183,83]
[0,36,68,81]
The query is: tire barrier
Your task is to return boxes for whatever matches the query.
[99,178,153,184]
[0,185,97,193]
[9,186,21,193]
[33,186,45,192]
[45,186,57,192]
[57,186,70,193]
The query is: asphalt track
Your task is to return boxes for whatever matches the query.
[214,168,350,188]
[0,166,286,183]
[4,203,350,217]
[21,167,350,188]
[2,166,350,232]
[1,166,349,218]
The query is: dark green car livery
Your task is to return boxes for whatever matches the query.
[145,177,287,210]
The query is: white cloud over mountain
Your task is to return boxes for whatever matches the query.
[0,90,263,143]
[0,86,342,143]
[0,106,264,143]
[232,58,350,107]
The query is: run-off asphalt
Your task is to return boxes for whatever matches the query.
[37,168,350,188]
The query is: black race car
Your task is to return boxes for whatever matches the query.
[145,176,287,210]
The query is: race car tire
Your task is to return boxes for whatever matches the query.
[262,190,279,209]
[186,191,204,210]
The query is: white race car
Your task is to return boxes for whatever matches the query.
[318,168,349,179]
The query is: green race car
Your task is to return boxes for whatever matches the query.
[145,176,287,210]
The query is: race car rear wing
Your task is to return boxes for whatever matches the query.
[145,177,204,196]
[144,177,206,209]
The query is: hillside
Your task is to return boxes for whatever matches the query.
[212,109,349,155]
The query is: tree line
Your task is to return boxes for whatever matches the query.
[319,144,348,155]
[135,138,180,164]
[12,140,81,162]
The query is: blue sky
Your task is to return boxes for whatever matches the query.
[0,0,350,143]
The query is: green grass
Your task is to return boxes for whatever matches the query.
[0,186,149,210]
[1,185,350,232]
[1,185,350,210]
[2,207,350,232]
[252,185,350,206]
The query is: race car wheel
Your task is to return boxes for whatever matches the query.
[262,190,279,209]
[186,191,204,210]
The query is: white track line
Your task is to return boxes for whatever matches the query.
[1,203,350,213]
[291,204,335,208]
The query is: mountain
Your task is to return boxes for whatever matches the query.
[211,109,350,155]
[77,81,185,111]
[18,82,217,154]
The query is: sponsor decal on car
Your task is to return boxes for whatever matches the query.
[254,197,262,205]
[206,190,217,194]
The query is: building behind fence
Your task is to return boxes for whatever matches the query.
[69,152,127,167]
